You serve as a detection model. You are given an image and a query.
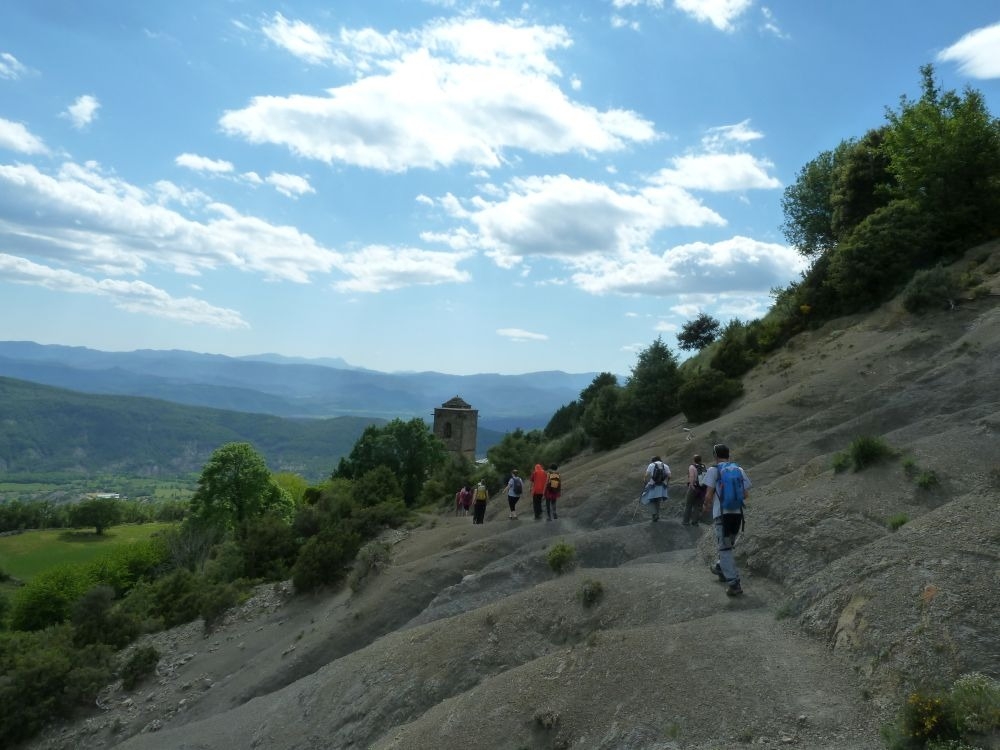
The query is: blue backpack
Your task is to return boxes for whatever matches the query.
[716,462,745,513]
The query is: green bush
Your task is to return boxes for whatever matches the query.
[120,644,160,690]
[916,471,939,490]
[887,513,909,531]
[87,537,169,596]
[292,529,362,593]
[238,513,299,581]
[847,435,895,471]
[149,568,203,629]
[710,322,759,378]
[832,451,852,473]
[71,585,139,648]
[547,541,576,575]
[0,626,114,746]
[10,564,94,631]
[902,266,961,314]
[579,579,604,608]
[199,582,243,632]
[949,672,1000,735]
[348,541,393,593]
[678,368,745,423]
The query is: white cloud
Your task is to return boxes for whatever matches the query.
[673,0,753,31]
[0,161,341,282]
[262,13,347,66]
[650,153,780,191]
[570,235,806,296]
[63,95,100,129]
[223,18,655,172]
[759,6,787,38]
[0,253,248,328]
[497,327,548,341]
[431,173,724,268]
[266,172,314,198]
[702,119,764,151]
[175,153,235,173]
[938,22,1000,79]
[332,245,472,292]
[0,52,28,80]
[0,117,49,155]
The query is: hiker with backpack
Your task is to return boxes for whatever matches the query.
[641,455,671,522]
[682,454,708,526]
[504,469,524,520]
[703,443,751,596]
[472,480,489,525]
[456,484,472,516]
[543,464,561,520]
[530,462,548,520]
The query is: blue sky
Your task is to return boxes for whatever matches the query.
[1,1,998,376]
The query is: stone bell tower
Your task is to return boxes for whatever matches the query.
[432,396,478,461]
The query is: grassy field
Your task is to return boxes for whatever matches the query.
[0,522,174,585]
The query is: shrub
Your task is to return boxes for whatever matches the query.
[10,564,94,631]
[348,541,393,593]
[678,368,745,423]
[292,529,362,593]
[547,541,576,575]
[71,585,139,648]
[903,266,961,313]
[832,452,851,473]
[916,471,939,490]
[948,672,1000,735]
[0,626,114,746]
[579,579,604,608]
[887,513,909,531]
[847,435,895,471]
[87,537,168,596]
[239,513,299,581]
[120,645,160,690]
[149,569,203,628]
[199,582,242,632]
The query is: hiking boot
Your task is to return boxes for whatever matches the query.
[553,513,558,519]
[711,563,726,583]
[725,584,744,597]
[651,513,659,522]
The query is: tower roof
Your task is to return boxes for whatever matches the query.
[440,395,472,409]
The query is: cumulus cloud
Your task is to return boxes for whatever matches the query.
[649,153,780,191]
[222,17,655,171]
[332,245,472,292]
[63,95,100,129]
[262,13,347,66]
[430,173,724,268]
[569,235,806,297]
[674,0,753,31]
[0,117,49,155]
[266,172,314,198]
[937,22,1000,79]
[175,153,235,173]
[702,119,764,150]
[497,328,548,341]
[0,160,341,282]
[0,52,28,80]
[0,253,248,328]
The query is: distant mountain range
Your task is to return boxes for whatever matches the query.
[0,341,598,431]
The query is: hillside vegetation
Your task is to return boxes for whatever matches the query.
[0,377,385,481]
[6,66,1000,750]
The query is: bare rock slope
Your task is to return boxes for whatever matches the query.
[26,246,1000,750]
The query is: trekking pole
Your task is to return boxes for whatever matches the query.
[630,489,644,522]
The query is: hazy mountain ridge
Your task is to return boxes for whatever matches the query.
[0,342,597,426]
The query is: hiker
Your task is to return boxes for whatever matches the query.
[531,463,547,520]
[472,480,489,525]
[682,454,708,526]
[504,469,524,520]
[456,484,472,516]
[543,464,561,520]
[703,443,751,596]
[641,455,671,522]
